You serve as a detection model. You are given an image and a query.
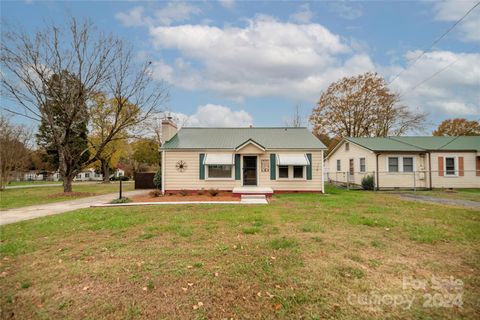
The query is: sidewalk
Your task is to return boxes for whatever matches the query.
[0,190,146,226]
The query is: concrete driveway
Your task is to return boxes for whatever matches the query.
[0,190,147,226]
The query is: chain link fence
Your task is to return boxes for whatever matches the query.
[326,170,479,190]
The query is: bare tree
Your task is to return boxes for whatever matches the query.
[0,115,31,190]
[284,104,305,127]
[1,18,167,192]
[310,72,426,138]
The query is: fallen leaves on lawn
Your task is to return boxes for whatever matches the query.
[192,301,204,310]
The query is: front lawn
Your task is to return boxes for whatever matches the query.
[0,182,134,210]
[1,185,479,319]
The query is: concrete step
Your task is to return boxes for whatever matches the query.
[240,194,268,204]
[241,194,267,200]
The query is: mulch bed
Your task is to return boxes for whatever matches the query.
[131,191,238,202]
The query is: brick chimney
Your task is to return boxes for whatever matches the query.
[161,116,178,143]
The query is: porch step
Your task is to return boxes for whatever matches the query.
[232,187,274,195]
[240,194,268,204]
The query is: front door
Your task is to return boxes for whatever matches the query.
[243,156,257,186]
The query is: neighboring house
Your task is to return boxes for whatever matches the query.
[159,118,327,195]
[113,168,125,178]
[23,171,44,181]
[74,168,103,182]
[326,136,480,190]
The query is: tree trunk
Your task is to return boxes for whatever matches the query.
[59,148,74,193]
[63,176,73,192]
[101,158,110,183]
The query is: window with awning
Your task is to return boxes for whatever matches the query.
[203,154,234,179]
[277,154,310,179]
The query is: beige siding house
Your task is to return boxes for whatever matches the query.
[160,119,326,195]
[326,136,480,190]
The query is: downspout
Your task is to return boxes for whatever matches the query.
[428,151,432,190]
[321,150,325,194]
[375,153,380,191]
[161,150,166,195]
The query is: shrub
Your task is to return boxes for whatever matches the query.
[197,188,205,195]
[153,170,162,190]
[361,175,375,190]
[208,188,219,197]
[179,189,189,196]
[110,197,132,204]
[149,190,162,197]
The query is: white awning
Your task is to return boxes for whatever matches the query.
[277,154,310,166]
[204,154,234,165]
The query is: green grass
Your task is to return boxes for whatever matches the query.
[0,184,479,319]
[0,182,134,209]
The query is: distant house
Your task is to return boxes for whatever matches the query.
[112,168,125,178]
[326,136,480,190]
[23,171,44,181]
[74,168,103,182]
[159,118,327,195]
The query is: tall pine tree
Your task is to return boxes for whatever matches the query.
[36,70,90,192]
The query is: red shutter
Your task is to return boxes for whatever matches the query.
[476,157,480,176]
[458,157,464,176]
[438,157,444,176]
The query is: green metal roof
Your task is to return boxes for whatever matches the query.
[161,127,326,150]
[346,136,480,152]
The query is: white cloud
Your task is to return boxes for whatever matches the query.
[290,3,313,23]
[431,0,480,42]
[115,6,146,27]
[148,16,374,100]
[174,104,253,127]
[329,1,363,20]
[219,0,235,9]
[154,2,201,26]
[115,2,201,27]
[388,50,480,118]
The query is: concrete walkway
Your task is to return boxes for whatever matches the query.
[398,194,480,209]
[0,190,146,226]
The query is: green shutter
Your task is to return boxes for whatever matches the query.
[306,153,312,180]
[199,153,205,180]
[235,154,241,180]
[270,154,276,180]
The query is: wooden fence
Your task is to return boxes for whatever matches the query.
[134,172,156,189]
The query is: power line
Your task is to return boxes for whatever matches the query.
[388,1,480,85]
[398,46,477,99]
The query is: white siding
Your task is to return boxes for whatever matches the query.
[164,149,324,192]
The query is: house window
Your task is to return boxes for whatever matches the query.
[293,166,304,178]
[207,165,233,179]
[349,159,354,175]
[445,157,456,176]
[279,165,289,178]
[84,173,90,178]
[336,159,341,171]
[359,158,366,172]
[76,174,82,179]
[388,157,399,172]
[345,142,349,151]
[403,157,414,172]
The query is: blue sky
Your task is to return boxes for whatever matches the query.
[2,0,479,131]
